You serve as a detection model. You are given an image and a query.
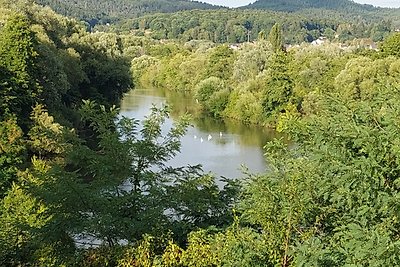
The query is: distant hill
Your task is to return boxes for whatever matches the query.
[243,0,400,30]
[244,0,376,12]
[34,0,221,26]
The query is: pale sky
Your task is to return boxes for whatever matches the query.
[201,0,400,8]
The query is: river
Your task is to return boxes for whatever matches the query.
[120,88,278,179]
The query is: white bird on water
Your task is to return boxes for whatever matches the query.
[194,135,197,139]
[200,137,204,143]
[207,134,212,141]
[219,132,223,137]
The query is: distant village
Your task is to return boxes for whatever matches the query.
[228,36,380,51]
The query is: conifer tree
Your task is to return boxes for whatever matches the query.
[268,23,284,52]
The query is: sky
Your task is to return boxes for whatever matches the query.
[200,0,400,8]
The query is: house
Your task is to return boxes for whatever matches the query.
[311,37,327,46]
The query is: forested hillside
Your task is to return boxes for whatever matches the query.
[245,0,376,12]
[34,0,220,26]
[244,0,400,29]
[119,9,391,44]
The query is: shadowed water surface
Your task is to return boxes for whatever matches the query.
[120,88,278,179]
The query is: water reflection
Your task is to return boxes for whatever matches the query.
[120,88,277,179]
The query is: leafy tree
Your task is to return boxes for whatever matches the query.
[232,41,272,83]
[380,32,400,57]
[0,184,53,266]
[205,45,235,80]
[0,13,40,127]
[28,105,67,157]
[263,77,400,265]
[194,77,230,117]
[333,56,400,104]
[21,101,238,253]
[224,87,264,124]
[131,55,160,86]
[195,77,224,104]
[0,119,25,196]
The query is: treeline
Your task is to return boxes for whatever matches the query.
[34,0,219,27]
[130,25,400,127]
[0,0,135,128]
[118,9,392,44]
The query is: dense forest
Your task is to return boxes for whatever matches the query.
[245,0,377,12]
[118,9,392,44]
[33,0,219,27]
[244,0,400,29]
[33,0,400,38]
[3,0,400,265]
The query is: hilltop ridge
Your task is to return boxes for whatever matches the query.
[34,0,221,26]
[244,0,377,12]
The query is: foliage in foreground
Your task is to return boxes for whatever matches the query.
[3,0,400,265]
[0,102,239,266]
[85,35,400,267]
